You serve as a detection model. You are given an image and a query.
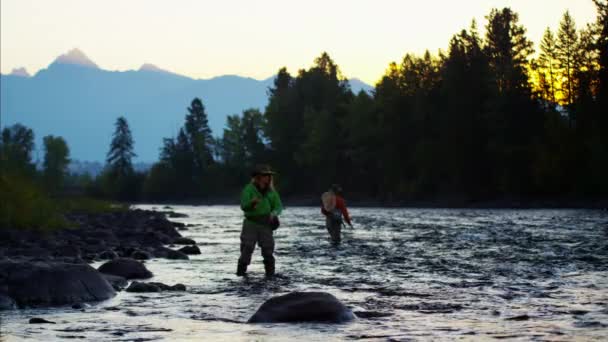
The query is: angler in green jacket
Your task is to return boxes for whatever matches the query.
[236,164,283,277]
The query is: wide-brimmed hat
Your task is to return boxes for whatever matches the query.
[251,164,276,177]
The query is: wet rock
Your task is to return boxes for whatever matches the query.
[0,260,115,308]
[104,306,121,311]
[166,212,188,218]
[147,218,182,238]
[83,254,97,263]
[173,237,196,245]
[29,317,56,324]
[101,274,128,291]
[126,282,161,293]
[130,250,152,260]
[248,292,355,323]
[54,245,81,258]
[171,283,186,291]
[505,314,531,321]
[354,311,393,319]
[171,221,186,228]
[569,309,589,315]
[98,258,153,279]
[573,320,608,328]
[178,245,201,255]
[396,302,463,313]
[155,247,189,260]
[98,250,119,260]
[126,281,187,293]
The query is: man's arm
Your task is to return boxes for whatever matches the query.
[240,186,258,211]
[336,197,352,225]
[270,191,283,216]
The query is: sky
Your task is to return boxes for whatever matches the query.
[0,0,600,85]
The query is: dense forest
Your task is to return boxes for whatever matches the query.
[1,4,607,218]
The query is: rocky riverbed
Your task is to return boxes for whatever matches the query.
[1,205,608,340]
[0,209,197,311]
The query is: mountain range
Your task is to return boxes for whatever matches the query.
[1,49,373,162]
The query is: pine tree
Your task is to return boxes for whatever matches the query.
[106,116,136,178]
[484,8,540,194]
[593,0,608,104]
[184,98,214,174]
[538,27,559,104]
[42,135,70,194]
[485,8,534,94]
[556,11,580,108]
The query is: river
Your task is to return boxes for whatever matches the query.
[1,206,607,341]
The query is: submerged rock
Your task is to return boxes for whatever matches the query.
[98,258,153,279]
[173,237,196,245]
[72,303,86,309]
[126,281,186,293]
[29,317,56,324]
[126,282,161,293]
[178,245,201,255]
[154,247,189,260]
[0,260,115,308]
[248,292,355,323]
[166,211,188,218]
[354,311,393,319]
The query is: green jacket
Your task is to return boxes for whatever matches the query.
[240,183,283,219]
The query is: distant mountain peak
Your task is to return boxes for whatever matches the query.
[348,78,374,94]
[139,63,170,73]
[9,67,31,77]
[53,48,98,68]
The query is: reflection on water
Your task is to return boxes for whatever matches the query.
[2,206,608,341]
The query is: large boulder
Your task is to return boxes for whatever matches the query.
[0,260,115,308]
[248,292,355,323]
[101,274,128,291]
[98,258,153,279]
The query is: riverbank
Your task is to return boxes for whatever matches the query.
[0,208,197,310]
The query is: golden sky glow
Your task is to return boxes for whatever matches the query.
[0,0,599,84]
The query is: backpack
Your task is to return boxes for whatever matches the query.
[321,191,336,211]
[322,192,342,225]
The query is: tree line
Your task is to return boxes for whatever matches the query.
[2,3,607,205]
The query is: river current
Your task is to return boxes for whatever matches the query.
[1,205,607,341]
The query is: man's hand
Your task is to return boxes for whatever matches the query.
[251,197,261,208]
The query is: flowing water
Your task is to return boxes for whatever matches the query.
[1,206,608,341]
